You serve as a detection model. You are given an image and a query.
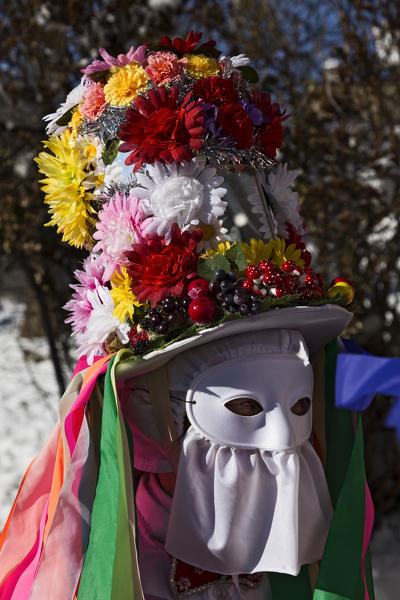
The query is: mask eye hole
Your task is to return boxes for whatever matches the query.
[225,398,263,416]
[290,397,311,415]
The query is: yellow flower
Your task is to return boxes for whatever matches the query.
[110,267,141,322]
[201,240,233,258]
[184,54,220,79]
[35,129,97,249]
[68,107,84,137]
[104,62,148,106]
[240,238,274,264]
[268,238,305,268]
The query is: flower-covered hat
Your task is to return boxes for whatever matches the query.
[35,31,354,371]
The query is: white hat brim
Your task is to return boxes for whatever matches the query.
[116,304,352,381]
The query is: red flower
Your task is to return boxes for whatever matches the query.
[125,225,202,306]
[193,76,239,106]
[216,103,254,150]
[119,87,205,171]
[252,90,289,158]
[156,31,216,56]
[252,90,286,122]
[259,117,283,158]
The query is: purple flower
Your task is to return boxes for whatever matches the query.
[241,100,264,126]
[82,46,147,79]
[64,254,106,334]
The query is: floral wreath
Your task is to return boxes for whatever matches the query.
[35,31,355,363]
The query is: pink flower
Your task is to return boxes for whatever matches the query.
[82,45,147,79]
[92,191,147,281]
[64,254,106,334]
[145,51,185,85]
[80,83,107,121]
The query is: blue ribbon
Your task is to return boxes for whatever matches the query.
[335,339,400,437]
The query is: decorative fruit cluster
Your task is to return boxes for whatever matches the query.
[242,260,324,300]
[128,295,194,354]
[126,259,330,354]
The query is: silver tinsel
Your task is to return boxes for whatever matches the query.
[79,105,127,141]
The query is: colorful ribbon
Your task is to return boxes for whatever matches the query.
[336,339,400,438]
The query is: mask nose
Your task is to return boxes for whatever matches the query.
[261,401,296,451]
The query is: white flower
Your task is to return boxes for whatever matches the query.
[197,218,228,252]
[43,76,91,135]
[77,285,129,364]
[134,159,227,244]
[230,54,251,67]
[220,54,251,68]
[248,164,304,240]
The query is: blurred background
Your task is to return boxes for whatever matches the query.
[0,1,399,597]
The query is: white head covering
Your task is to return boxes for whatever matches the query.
[165,329,333,576]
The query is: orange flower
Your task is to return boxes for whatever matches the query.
[80,83,107,122]
[145,51,185,86]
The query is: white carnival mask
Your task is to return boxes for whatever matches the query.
[165,329,333,576]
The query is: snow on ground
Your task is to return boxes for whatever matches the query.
[0,297,60,527]
[0,295,399,597]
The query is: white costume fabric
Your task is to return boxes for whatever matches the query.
[165,330,333,576]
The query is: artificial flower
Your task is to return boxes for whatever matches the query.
[35,129,98,248]
[92,191,146,281]
[125,224,202,305]
[247,165,304,241]
[156,31,216,56]
[64,254,106,334]
[68,108,85,136]
[119,87,205,170]
[82,45,146,78]
[110,267,141,322]
[134,159,227,243]
[258,118,283,158]
[184,53,220,79]
[240,238,274,264]
[43,76,90,135]
[196,218,227,252]
[267,164,304,236]
[80,83,107,121]
[201,240,233,258]
[145,51,185,85]
[77,285,130,364]
[216,103,254,149]
[104,62,148,107]
[268,237,305,268]
[192,76,239,105]
[252,90,288,157]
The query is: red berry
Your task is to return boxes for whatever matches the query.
[188,278,211,300]
[188,298,217,324]
[286,274,300,292]
[242,278,254,291]
[274,271,287,286]
[281,260,296,273]
[304,268,317,288]
[300,287,313,300]
[263,272,276,286]
[245,264,261,279]
[259,260,274,273]
[274,287,288,298]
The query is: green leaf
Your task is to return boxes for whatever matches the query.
[87,69,110,83]
[55,105,77,126]
[225,244,248,271]
[102,138,120,166]
[197,254,230,281]
[237,65,259,83]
